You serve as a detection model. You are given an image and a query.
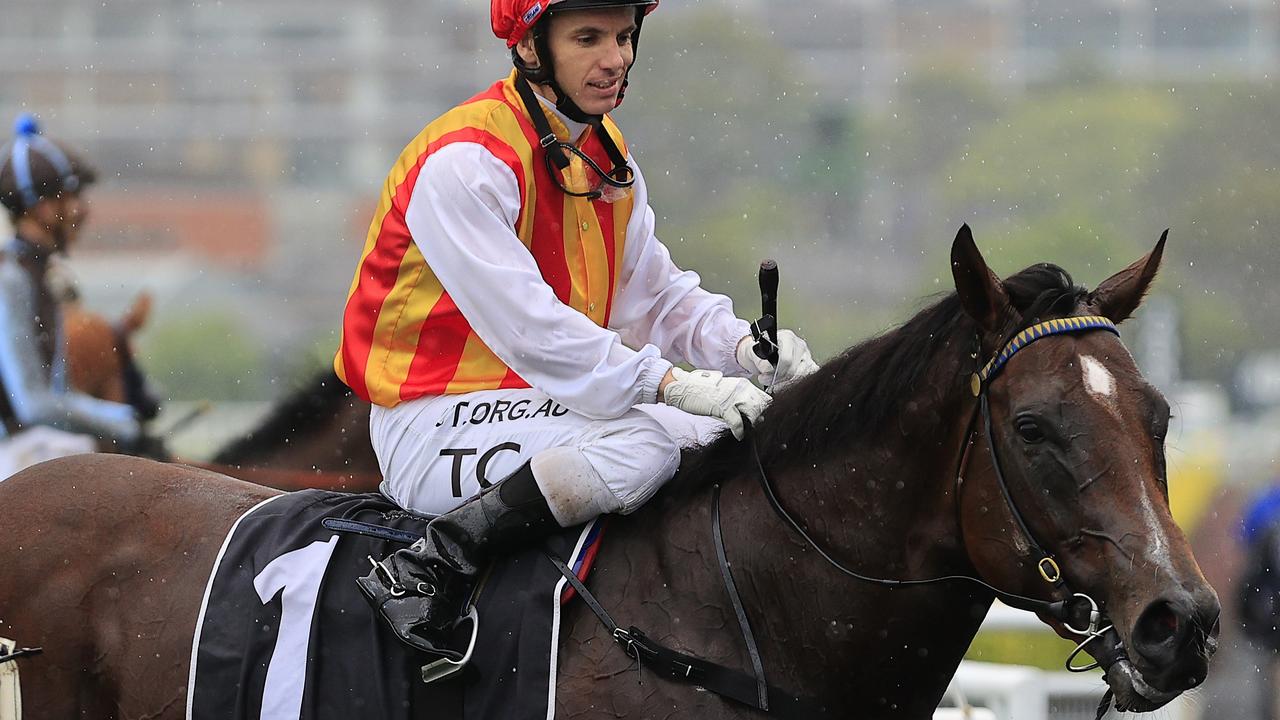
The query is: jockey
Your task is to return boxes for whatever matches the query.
[337,0,819,656]
[0,114,144,475]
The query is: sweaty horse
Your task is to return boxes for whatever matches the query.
[0,228,1218,719]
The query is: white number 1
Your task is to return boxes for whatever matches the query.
[252,536,339,720]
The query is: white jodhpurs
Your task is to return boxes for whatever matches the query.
[0,426,96,481]
[370,388,728,524]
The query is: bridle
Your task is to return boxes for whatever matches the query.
[552,312,1137,717]
[750,314,1129,672]
[964,315,1123,595]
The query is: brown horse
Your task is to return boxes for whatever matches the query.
[62,292,155,414]
[65,300,380,489]
[207,368,380,491]
[0,228,1218,719]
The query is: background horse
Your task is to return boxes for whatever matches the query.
[206,368,380,491]
[63,291,158,420]
[209,368,378,476]
[63,299,377,488]
[0,229,1218,719]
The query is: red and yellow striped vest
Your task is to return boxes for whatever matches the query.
[336,71,636,407]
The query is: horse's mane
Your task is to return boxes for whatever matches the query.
[672,262,1089,491]
[211,368,354,465]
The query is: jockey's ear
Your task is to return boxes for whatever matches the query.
[951,224,1012,336]
[1089,230,1167,324]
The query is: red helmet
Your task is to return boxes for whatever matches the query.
[492,0,658,49]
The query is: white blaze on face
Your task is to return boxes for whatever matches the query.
[1079,353,1174,570]
[1081,354,1119,415]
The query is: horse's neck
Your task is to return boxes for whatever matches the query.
[563,390,992,718]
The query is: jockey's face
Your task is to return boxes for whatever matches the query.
[520,7,636,117]
[23,191,88,254]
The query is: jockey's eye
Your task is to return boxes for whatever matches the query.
[1015,416,1046,444]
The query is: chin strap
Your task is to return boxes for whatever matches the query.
[547,78,599,125]
[514,76,634,199]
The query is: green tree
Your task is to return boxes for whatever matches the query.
[936,85,1183,278]
[1147,82,1280,378]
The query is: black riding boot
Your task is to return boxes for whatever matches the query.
[357,461,559,656]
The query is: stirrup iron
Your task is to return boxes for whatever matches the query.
[420,606,480,684]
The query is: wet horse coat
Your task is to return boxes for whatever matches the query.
[0,230,1219,719]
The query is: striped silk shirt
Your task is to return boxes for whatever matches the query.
[337,71,749,419]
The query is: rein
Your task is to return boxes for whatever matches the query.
[751,316,1121,618]
[546,486,833,718]
[551,314,1130,715]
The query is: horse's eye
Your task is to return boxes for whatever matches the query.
[1015,416,1046,444]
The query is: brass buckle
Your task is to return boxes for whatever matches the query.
[1037,556,1062,583]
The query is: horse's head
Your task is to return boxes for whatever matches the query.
[950,225,1219,712]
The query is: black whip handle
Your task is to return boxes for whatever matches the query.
[751,259,780,365]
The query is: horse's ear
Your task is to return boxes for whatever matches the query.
[951,224,1012,334]
[1090,230,1167,323]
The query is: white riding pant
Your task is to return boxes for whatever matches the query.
[0,426,96,481]
[370,388,728,524]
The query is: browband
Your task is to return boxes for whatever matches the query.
[972,315,1119,395]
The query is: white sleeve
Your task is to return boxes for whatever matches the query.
[608,161,752,376]
[405,142,672,420]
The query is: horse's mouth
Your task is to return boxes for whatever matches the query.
[1100,627,1217,714]
[1103,657,1183,713]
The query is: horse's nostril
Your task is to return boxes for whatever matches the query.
[1130,598,1192,674]
[1136,601,1181,648]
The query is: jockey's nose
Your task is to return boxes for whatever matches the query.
[605,41,630,74]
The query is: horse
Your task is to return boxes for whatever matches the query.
[64,297,381,489]
[206,368,381,491]
[62,304,127,403]
[0,227,1219,719]
[62,291,158,420]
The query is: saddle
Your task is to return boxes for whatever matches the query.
[188,489,600,720]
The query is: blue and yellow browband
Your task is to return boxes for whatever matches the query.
[971,315,1119,396]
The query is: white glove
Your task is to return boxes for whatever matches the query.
[736,329,820,387]
[662,367,771,440]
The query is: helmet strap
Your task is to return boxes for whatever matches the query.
[513,6,647,121]
[614,9,647,106]
[550,79,598,124]
[515,76,633,198]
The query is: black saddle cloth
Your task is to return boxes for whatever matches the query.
[189,489,596,720]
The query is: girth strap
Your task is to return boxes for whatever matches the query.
[713,484,769,709]
[543,521,832,718]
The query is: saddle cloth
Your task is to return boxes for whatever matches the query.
[186,489,600,720]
